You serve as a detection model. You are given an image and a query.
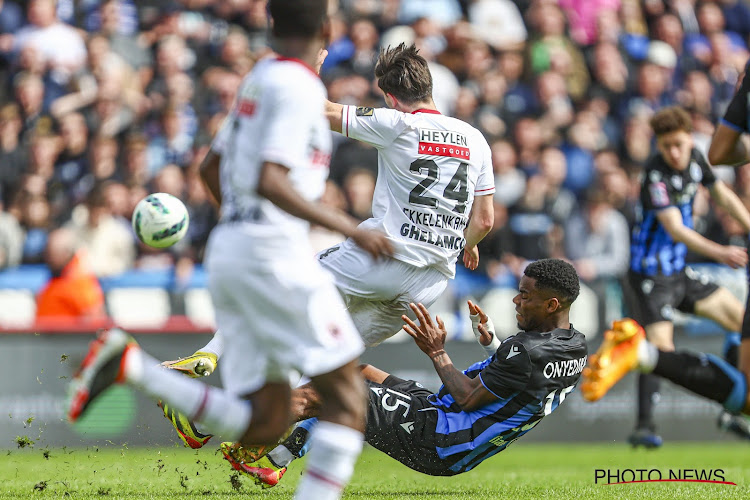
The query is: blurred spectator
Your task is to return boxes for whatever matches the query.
[12,0,87,86]
[14,71,47,142]
[17,193,51,264]
[490,138,525,208]
[527,1,590,101]
[0,209,23,269]
[0,103,26,205]
[146,106,193,175]
[565,188,630,282]
[342,168,376,221]
[468,0,527,51]
[65,182,135,277]
[35,226,106,322]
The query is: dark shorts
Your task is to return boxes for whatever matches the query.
[364,375,451,476]
[626,269,719,326]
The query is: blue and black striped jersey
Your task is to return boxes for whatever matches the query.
[630,149,716,276]
[426,326,587,475]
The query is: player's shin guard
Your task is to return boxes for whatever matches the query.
[653,351,748,413]
[293,421,363,500]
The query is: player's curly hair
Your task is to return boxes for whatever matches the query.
[375,43,433,104]
[650,106,692,136]
[524,259,580,306]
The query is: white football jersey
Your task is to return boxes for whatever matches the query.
[342,106,495,277]
[211,57,331,250]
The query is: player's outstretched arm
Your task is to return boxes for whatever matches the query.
[462,194,493,270]
[257,161,393,259]
[709,124,750,166]
[656,206,748,268]
[709,180,750,234]
[402,302,497,411]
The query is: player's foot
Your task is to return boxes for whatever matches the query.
[221,442,285,487]
[158,401,212,449]
[241,456,287,488]
[627,428,663,449]
[220,442,270,470]
[581,319,645,402]
[162,351,217,377]
[68,328,137,422]
[718,411,750,440]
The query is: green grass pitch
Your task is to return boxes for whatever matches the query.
[1,442,749,499]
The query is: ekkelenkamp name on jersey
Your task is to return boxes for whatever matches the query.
[400,207,468,249]
[418,129,470,159]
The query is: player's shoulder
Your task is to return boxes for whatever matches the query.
[253,57,324,93]
[513,328,587,355]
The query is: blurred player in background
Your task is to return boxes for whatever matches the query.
[160,43,496,456]
[224,259,587,486]
[585,85,750,435]
[623,106,750,447]
[68,2,393,499]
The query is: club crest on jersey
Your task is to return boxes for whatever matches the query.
[648,181,669,207]
[418,128,470,159]
[356,106,374,116]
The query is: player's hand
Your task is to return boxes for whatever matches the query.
[402,302,447,358]
[351,228,393,260]
[463,245,479,270]
[314,49,328,75]
[720,245,748,269]
[467,300,493,346]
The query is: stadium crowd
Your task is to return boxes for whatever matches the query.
[1,0,750,322]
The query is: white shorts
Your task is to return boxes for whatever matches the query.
[206,228,364,396]
[317,239,448,346]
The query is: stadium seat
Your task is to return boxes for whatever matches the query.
[106,288,171,329]
[0,265,50,293]
[184,288,215,329]
[0,290,36,328]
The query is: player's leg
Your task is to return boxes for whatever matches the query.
[293,359,366,500]
[159,330,224,448]
[244,363,393,484]
[632,321,672,448]
[583,321,750,416]
[687,283,750,437]
[68,330,256,445]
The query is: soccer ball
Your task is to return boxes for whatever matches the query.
[132,193,189,248]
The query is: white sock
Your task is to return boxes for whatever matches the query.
[124,347,251,441]
[199,330,224,359]
[293,421,363,500]
[268,445,295,467]
[637,340,659,373]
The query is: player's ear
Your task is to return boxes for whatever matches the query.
[545,297,560,313]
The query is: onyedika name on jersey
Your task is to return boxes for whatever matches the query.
[418,129,470,159]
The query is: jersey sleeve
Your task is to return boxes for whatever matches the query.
[696,150,717,187]
[474,140,495,196]
[259,80,320,170]
[720,66,750,133]
[341,105,404,148]
[478,341,532,399]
